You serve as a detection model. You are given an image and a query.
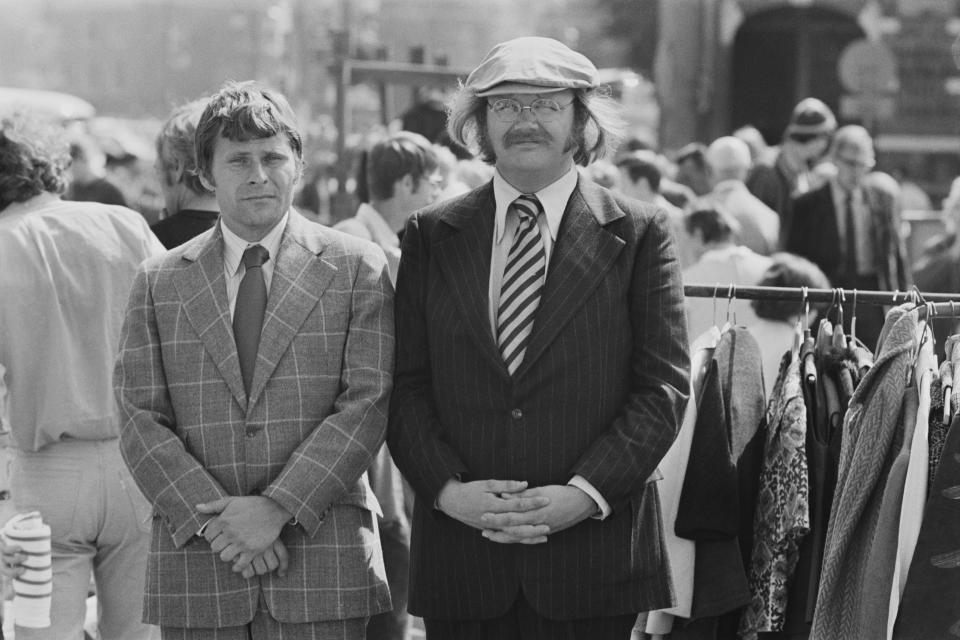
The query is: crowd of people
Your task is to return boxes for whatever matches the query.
[0,31,956,640]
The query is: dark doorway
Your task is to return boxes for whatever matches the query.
[732,7,863,144]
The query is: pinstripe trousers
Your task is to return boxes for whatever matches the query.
[424,593,636,640]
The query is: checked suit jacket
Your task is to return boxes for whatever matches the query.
[114,211,394,628]
[388,175,691,621]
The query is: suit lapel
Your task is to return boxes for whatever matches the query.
[249,214,333,404]
[433,185,509,378]
[173,226,247,408]
[517,178,625,377]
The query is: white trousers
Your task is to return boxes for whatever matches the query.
[11,439,159,640]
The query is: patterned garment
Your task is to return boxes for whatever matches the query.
[739,350,810,638]
[811,306,918,639]
[928,377,949,492]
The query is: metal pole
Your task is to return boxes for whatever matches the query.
[684,283,960,306]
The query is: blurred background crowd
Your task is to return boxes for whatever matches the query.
[6,1,960,638]
[3,1,960,290]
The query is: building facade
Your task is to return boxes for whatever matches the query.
[657,0,960,200]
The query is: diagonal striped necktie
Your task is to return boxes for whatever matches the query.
[498,194,546,376]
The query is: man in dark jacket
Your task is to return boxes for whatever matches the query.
[746,97,836,246]
[785,125,911,349]
[388,36,690,639]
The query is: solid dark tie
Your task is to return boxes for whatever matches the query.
[234,244,269,395]
[497,194,546,376]
[844,191,857,280]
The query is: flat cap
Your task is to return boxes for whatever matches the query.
[465,37,598,97]
[786,97,837,137]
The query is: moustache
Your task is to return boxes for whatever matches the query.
[504,130,551,146]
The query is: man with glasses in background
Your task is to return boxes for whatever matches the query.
[387,36,689,639]
[785,124,911,349]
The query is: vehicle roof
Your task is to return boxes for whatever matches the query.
[0,87,96,122]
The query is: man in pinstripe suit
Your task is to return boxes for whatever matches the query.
[388,37,690,639]
[114,82,393,639]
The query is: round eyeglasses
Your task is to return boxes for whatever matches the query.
[487,98,574,123]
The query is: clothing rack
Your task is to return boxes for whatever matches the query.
[684,284,960,318]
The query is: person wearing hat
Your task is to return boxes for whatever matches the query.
[785,125,911,350]
[387,36,689,638]
[746,97,837,246]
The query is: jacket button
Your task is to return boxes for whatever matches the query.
[511,408,523,420]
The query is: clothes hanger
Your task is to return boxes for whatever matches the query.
[712,282,720,329]
[849,288,858,349]
[792,286,808,356]
[832,288,848,350]
[816,288,838,350]
[722,284,737,332]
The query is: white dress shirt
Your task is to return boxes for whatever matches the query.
[221,212,288,318]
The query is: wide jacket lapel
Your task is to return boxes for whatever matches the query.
[517,178,625,376]
[433,186,508,379]
[173,227,247,408]
[248,215,332,404]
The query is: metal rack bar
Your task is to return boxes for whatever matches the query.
[684,284,960,306]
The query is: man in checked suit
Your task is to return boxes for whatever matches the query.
[114,81,394,639]
[388,37,690,639]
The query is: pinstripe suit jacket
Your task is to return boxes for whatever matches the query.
[114,211,394,627]
[388,176,690,620]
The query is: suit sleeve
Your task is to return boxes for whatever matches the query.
[746,164,781,213]
[883,184,913,290]
[262,245,395,537]
[784,194,808,257]
[387,214,470,504]
[571,209,690,511]
[114,265,230,548]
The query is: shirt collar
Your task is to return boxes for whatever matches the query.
[712,179,746,194]
[829,177,861,205]
[355,203,399,249]
[1,192,59,216]
[221,211,289,276]
[493,165,577,244]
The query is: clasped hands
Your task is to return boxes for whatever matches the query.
[436,479,596,544]
[197,495,292,580]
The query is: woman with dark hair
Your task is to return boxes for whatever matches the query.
[749,252,830,396]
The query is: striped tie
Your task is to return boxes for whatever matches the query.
[498,194,546,375]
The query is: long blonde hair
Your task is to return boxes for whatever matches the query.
[445,84,624,166]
